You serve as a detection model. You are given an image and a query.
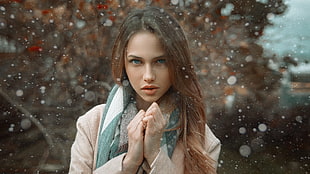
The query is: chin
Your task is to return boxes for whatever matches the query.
[142,97,159,103]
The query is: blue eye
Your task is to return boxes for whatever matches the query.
[156,59,166,64]
[130,59,142,64]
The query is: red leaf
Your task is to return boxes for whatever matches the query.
[28,46,43,52]
[230,71,236,75]
[97,4,108,10]
[109,16,116,21]
[42,9,51,15]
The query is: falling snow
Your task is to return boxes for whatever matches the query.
[0,0,308,173]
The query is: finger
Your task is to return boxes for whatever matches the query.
[134,110,145,122]
[145,109,154,119]
[129,119,145,141]
[146,104,164,122]
[151,102,159,108]
[142,115,154,123]
[135,110,145,121]
[145,102,154,113]
[146,102,159,113]
[141,113,152,128]
[145,104,158,118]
[137,121,145,133]
[135,110,147,130]
[128,110,145,129]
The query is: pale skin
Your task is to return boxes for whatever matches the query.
[122,31,172,173]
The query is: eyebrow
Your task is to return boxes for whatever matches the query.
[127,54,166,59]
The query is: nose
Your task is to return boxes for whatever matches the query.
[143,64,155,82]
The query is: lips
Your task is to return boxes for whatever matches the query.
[141,85,159,95]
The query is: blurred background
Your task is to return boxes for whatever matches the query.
[0,0,308,173]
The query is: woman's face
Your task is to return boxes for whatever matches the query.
[125,31,172,107]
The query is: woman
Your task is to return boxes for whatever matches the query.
[69,6,221,174]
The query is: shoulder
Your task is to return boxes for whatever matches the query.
[205,124,221,148]
[204,124,221,162]
[77,104,106,125]
[75,104,106,139]
[70,104,107,172]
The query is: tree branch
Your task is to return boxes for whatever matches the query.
[0,88,68,170]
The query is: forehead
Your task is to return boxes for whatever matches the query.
[126,31,165,58]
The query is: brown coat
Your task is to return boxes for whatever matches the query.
[69,104,221,174]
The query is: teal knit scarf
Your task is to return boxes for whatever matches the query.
[96,84,179,169]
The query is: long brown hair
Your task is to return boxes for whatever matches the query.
[111,6,216,174]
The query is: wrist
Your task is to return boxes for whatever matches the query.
[122,154,141,173]
[145,148,160,165]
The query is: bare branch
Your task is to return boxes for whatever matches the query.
[0,88,68,169]
[0,87,55,149]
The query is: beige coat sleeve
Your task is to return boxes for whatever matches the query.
[148,124,221,174]
[205,124,221,170]
[69,104,127,174]
[69,105,221,174]
[93,154,126,174]
[69,110,97,174]
[148,142,185,174]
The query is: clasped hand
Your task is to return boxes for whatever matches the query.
[123,102,167,172]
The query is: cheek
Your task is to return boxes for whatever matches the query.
[125,67,142,87]
[127,67,141,77]
[161,70,172,85]
[124,64,133,77]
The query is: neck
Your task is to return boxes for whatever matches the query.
[135,91,175,113]
[136,98,152,111]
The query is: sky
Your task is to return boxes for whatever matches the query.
[258,0,310,62]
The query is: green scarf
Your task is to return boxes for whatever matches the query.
[96,84,179,169]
